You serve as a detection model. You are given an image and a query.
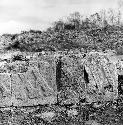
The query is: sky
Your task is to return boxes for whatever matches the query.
[0,0,121,35]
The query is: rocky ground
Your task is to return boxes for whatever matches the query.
[0,95,123,125]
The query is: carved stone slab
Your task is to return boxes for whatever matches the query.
[84,52,118,103]
[0,73,12,107]
[11,56,56,106]
[0,55,57,107]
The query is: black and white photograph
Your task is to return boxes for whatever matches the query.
[0,0,123,124]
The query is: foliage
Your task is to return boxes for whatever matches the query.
[0,9,123,54]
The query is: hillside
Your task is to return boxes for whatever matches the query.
[0,11,123,55]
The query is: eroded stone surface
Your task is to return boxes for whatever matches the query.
[84,52,118,103]
[11,57,56,106]
[0,52,120,107]
[0,54,56,107]
[0,74,12,107]
[58,54,85,104]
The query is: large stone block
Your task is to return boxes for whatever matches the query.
[0,73,12,107]
[30,55,57,93]
[0,54,57,107]
[11,56,57,106]
[84,52,118,103]
[57,54,86,104]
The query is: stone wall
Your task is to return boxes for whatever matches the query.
[0,51,119,107]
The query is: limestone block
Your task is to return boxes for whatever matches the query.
[58,55,85,104]
[11,55,57,106]
[0,73,12,107]
[84,52,118,103]
[11,73,28,106]
[30,55,56,92]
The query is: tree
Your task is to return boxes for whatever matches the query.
[117,10,121,25]
[118,0,123,8]
[99,8,121,26]
[67,12,82,29]
[117,0,123,25]
[89,13,102,28]
[53,20,65,31]
[99,9,108,27]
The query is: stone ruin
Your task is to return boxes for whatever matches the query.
[57,51,119,104]
[84,52,118,103]
[0,54,57,107]
[0,51,120,107]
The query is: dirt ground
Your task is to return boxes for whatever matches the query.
[0,95,123,125]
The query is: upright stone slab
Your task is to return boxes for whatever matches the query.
[36,55,57,93]
[11,73,28,106]
[11,55,57,106]
[84,52,118,103]
[58,54,86,104]
[0,73,12,107]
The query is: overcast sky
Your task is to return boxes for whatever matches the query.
[0,0,120,35]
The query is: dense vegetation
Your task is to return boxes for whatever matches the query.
[0,9,123,54]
